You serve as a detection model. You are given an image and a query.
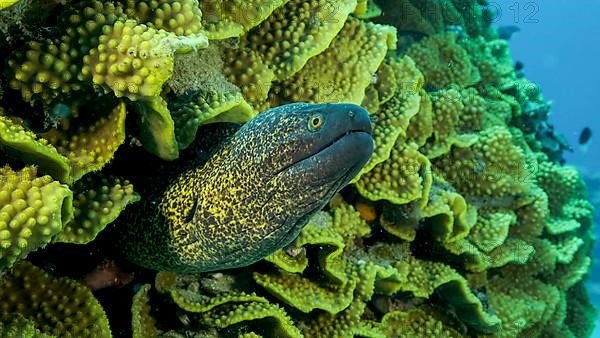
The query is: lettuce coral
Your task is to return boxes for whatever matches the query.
[0,165,72,269]
[0,261,111,337]
[131,284,158,338]
[0,0,596,337]
[41,101,128,181]
[243,0,359,80]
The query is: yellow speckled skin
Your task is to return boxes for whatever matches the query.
[119,103,374,272]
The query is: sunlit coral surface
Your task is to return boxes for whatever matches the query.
[0,0,595,337]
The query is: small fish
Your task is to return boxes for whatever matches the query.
[579,127,592,144]
[497,25,520,40]
[49,103,71,120]
[370,73,378,85]
[446,25,464,34]
[579,127,592,153]
[445,25,467,38]
[515,61,525,78]
[515,61,524,71]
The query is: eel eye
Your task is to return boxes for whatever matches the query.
[308,113,324,131]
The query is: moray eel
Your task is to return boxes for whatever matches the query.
[118,102,373,273]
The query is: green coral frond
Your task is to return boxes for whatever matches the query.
[0,261,111,337]
[42,101,128,182]
[0,115,71,183]
[170,90,254,149]
[202,302,302,338]
[131,284,158,338]
[200,0,290,39]
[0,165,73,269]
[244,0,358,80]
[54,175,140,244]
[136,96,179,160]
[270,19,396,105]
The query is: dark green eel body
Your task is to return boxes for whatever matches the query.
[118,103,373,273]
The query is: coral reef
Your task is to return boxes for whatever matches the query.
[0,0,596,337]
[0,261,111,337]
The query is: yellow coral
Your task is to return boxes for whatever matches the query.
[200,0,289,39]
[244,0,358,80]
[461,37,515,90]
[136,96,179,160]
[381,307,463,338]
[406,90,433,147]
[468,209,516,252]
[254,270,356,313]
[7,1,125,106]
[202,302,302,338]
[270,19,396,104]
[170,90,254,149]
[421,187,476,243]
[434,126,530,198]
[41,102,127,182]
[0,0,18,10]
[0,165,73,269]
[358,90,421,177]
[0,115,71,183]
[0,313,49,338]
[55,175,139,244]
[407,32,480,89]
[124,0,204,36]
[421,87,478,158]
[375,0,490,38]
[330,197,371,244]
[223,48,275,111]
[131,284,158,338]
[0,261,111,337]
[356,142,432,206]
[82,19,207,100]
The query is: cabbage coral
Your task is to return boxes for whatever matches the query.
[0,0,596,337]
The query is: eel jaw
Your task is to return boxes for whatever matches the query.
[285,130,374,186]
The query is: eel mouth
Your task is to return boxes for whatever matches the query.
[324,129,373,151]
[273,127,374,180]
[294,129,373,176]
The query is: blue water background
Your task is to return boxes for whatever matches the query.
[493,0,600,335]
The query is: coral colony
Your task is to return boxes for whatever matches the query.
[0,0,595,337]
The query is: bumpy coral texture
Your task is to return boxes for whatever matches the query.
[0,0,596,337]
[0,166,72,269]
[0,261,111,337]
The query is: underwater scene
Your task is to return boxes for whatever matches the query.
[0,0,598,337]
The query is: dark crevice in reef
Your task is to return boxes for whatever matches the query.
[410,219,469,273]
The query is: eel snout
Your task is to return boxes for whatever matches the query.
[286,103,374,185]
